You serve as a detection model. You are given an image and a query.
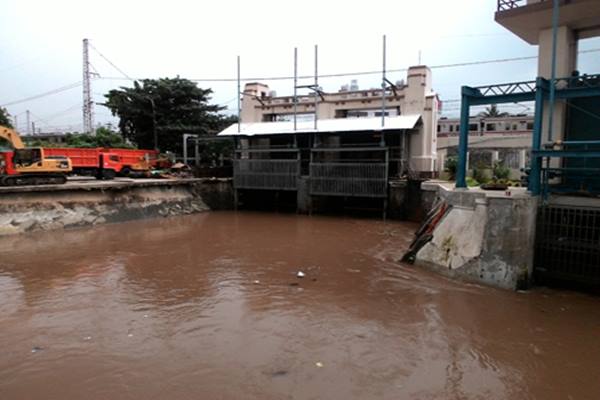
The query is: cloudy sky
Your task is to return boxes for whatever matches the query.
[1,0,599,133]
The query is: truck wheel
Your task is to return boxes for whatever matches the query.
[120,167,131,177]
[102,169,116,180]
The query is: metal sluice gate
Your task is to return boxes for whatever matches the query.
[535,205,600,285]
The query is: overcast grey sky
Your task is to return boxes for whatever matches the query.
[1,0,599,132]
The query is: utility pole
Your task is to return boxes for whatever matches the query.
[32,122,36,136]
[237,55,241,133]
[13,115,17,131]
[82,38,94,134]
[26,110,31,135]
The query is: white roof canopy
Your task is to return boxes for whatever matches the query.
[217,115,421,137]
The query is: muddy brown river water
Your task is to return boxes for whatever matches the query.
[1,212,600,399]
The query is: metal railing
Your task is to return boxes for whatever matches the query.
[309,163,388,198]
[498,0,544,12]
[233,159,300,190]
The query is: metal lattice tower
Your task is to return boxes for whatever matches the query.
[82,38,94,134]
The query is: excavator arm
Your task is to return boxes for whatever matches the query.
[0,126,25,149]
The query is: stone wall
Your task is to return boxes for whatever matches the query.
[415,184,538,290]
[0,179,234,236]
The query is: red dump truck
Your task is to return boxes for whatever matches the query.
[43,147,160,179]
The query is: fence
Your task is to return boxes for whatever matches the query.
[535,205,600,284]
[309,147,389,198]
[233,149,300,190]
[497,0,539,12]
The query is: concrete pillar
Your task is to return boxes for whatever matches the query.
[538,26,578,145]
[492,151,500,164]
[406,66,436,177]
[519,149,527,170]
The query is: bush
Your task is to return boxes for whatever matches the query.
[445,156,458,180]
[466,177,480,187]
[472,163,490,184]
[493,161,510,180]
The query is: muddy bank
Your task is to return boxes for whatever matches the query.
[0,178,233,236]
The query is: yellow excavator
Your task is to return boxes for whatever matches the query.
[0,126,72,186]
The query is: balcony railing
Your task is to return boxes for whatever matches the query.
[498,0,545,12]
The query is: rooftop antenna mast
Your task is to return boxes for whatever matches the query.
[237,55,241,133]
[82,38,94,134]
[314,44,318,131]
[381,34,387,129]
[293,47,298,131]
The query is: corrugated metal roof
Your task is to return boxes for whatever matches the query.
[217,115,421,137]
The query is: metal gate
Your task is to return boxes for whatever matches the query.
[535,205,600,284]
[309,147,389,198]
[233,149,300,191]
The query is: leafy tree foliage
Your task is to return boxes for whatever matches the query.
[102,77,237,153]
[26,127,133,148]
[0,107,14,128]
[477,104,509,118]
[444,156,458,180]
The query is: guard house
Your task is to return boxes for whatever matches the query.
[218,64,438,213]
[218,115,423,213]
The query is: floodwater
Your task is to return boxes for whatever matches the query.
[1,212,600,400]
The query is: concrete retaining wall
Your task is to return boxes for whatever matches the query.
[0,178,234,236]
[415,184,538,290]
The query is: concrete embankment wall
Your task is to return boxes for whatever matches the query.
[0,178,234,236]
[415,183,538,290]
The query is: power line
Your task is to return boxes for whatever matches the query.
[3,47,598,109]
[0,81,82,107]
[97,47,600,83]
[88,42,133,81]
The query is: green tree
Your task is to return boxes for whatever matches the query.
[444,156,458,180]
[25,127,133,149]
[0,107,14,128]
[478,104,509,118]
[102,77,236,153]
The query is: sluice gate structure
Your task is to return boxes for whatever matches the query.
[221,116,420,215]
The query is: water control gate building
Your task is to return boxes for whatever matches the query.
[218,115,422,213]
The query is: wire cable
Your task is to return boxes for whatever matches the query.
[0,81,82,107]
[88,42,133,81]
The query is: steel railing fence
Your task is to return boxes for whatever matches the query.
[233,159,299,190]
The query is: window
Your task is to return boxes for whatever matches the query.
[449,125,454,132]
[437,124,441,132]
[486,123,496,131]
[527,122,534,130]
[109,155,120,162]
[469,124,478,131]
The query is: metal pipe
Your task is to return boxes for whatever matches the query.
[314,44,318,131]
[183,134,189,165]
[456,88,470,188]
[547,0,560,142]
[148,97,158,151]
[294,47,298,132]
[237,55,241,133]
[381,35,386,129]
